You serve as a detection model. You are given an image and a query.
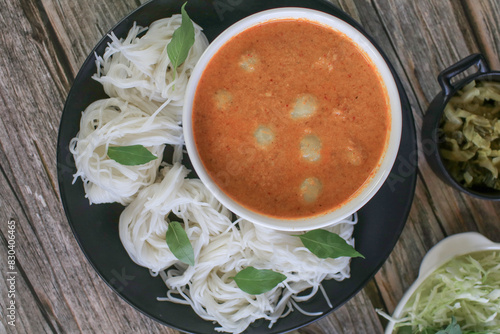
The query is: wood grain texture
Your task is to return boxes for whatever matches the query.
[0,183,54,334]
[39,0,145,77]
[0,0,173,333]
[292,290,384,334]
[1,0,500,333]
[463,0,500,70]
[370,0,498,244]
[335,0,500,320]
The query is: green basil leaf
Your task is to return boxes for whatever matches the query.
[107,145,157,166]
[297,229,364,259]
[420,329,438,334]
[166,221,195,266]
[397,319,465,334]
[436,316,462,334]
[232,267,286,295]
[395,326,413,334]
[167,2,195,81]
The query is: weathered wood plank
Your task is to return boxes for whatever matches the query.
[40,0,145,77]
[371,0,500,241]
[0,0,175,333]
[375,175,445,314]
[347,0,500,321]
[3,0,500,333]
[463,0,500,70]
[372,0,479,107]
[297,290,384,334]
[0,163,67,334]
[332,0,500,324]
[330,0,437,324]
[0,214,54,334]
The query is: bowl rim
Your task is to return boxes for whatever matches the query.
[384,232,500,333]
[183,7,403,231]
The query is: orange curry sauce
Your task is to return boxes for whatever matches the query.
[193,19,390,219]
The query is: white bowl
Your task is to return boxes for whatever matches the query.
[385,232,500,333]
[183,8,402,231]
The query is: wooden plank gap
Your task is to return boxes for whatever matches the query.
[363,279,388,328]
[411,2,448,74]
[18,0,75,88]
[369,1,428,116]
[414,168,455,239]
[0,162,39,235]
[95,22,106,39]
[33,139,60,201]
[461,0,500,70]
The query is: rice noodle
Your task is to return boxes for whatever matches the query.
[93,15,209,119]
[118,162,357,333]
[70,98,183,205]
[71,14,208,205]
[119,163,233,272]
[166,218,355,333]
[165,217,355,333]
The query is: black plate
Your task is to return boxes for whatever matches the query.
[56,0,417,333]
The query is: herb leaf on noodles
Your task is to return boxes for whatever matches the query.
[297,229,364,259]
[166,221,195,266]
[167,2,195,81]
[232,267,286,295]
[107,145,157,166]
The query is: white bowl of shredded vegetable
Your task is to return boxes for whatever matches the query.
[382,232,500,334]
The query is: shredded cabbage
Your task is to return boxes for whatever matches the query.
[387,251,500,333]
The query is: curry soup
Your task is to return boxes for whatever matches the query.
[192,19,390,219]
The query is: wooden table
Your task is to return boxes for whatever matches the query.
[2,0,500,333]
